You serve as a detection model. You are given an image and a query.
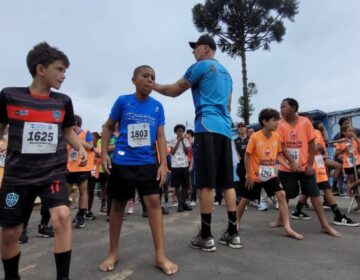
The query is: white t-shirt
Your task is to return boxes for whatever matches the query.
[169,138,190,168]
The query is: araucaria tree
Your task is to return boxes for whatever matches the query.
[192,0,299,124]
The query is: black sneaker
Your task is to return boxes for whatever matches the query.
[85,211,96,220]
[190,233,216,252]
[74,215,85,229]
[218,231,242,249]
[291,211,311,220]
[38,225,54,238]
[333,215,359,227]
[142,210,148,218]
[182,203,193,211]
[161,206,170,215]
[19,228,29,244]
[177,205,184,212]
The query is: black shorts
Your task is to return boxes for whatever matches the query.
[239,177,283,201]
[344,165,360,175]
[317,181,331,190]
[194,132,234,189]
[66,171,91,185]
[0,179,69,227]
[278,171,320,200]
[171,167,190,189]
[108,164,160,202]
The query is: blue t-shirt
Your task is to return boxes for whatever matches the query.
[184,59,232,139]
[77,129,92,142]
[109,93,165,165]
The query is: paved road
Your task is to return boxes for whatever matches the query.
[1,196,359,280]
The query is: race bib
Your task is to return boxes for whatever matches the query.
[127,123,150,147]
[258,165,275,182]
[0,151,5,167]
[315,155,325,169]
[175,154,187,165]
[288,148,300,163]
[69,148,78,161]
[347,155,357,167]
[22,122,58,154]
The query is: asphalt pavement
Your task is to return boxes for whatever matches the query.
[0,196,359,280]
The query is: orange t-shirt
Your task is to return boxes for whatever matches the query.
[277,116,316,172]
[246,130,282,183]
[335,138,360,168]
[67,130,94,173]
[313,130,328,183]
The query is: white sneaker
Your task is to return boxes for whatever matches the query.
[127,206,134,214]
[190,201,197,206]
[213,201,220,206]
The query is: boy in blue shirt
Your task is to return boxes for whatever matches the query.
[99,65,177,275]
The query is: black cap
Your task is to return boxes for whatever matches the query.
[189,34,216,51]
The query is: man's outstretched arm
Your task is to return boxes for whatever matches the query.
[154,77,192,97]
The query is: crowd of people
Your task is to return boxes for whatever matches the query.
[0,35,359,280]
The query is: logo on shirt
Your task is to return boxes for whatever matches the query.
[289,131,297,141]
[53,111,61,121]
[15,110,28,116]
[264,147,271,157]
[155,106,159,113]
[5,193,19,208]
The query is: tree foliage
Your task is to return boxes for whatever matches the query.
[237,82,257,120]
[192,0,299,124]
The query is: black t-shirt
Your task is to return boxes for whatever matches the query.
[0,87,75,186]
[234,136,249,159]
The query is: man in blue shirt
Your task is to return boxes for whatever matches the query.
[154,34,241,251]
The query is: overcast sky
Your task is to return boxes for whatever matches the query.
[1,0,359,138]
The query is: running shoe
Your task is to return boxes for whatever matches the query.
[38,225,54,238]
[19,228,29,244]
[161,206,170,215]
[333,215,359,227]
[74,215,86,229]
[85,211,96,220]
[190,233,216,252]
[291,211,311,220]
[182,203,193,211]
[218,231,242,249]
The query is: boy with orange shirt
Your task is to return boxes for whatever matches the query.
[236,108,303,242]
[277,98,339,237]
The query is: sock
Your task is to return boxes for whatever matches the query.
[55,250,71,280]
[78,208,86,216]
[295,202,304,214]
[330,204,342,220]
[2,253,21,280]
[227,211,237,235]
[201,213,212,239]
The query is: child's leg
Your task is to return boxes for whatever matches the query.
[236,197,249,230]
[143,194,178,275]
[310,196,340,237]
[50,205,72,279]
[1,224,22,280]
[99,199,126,271]
[274,191,303,240]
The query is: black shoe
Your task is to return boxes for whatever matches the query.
[142,210,148,218]
[177,205,184,212]
[38,225,54,238]
[182,203,193,211]
[162,206,170,215]
[85,211,96,220]
[19,228,29,244]
[74,215,85,229]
